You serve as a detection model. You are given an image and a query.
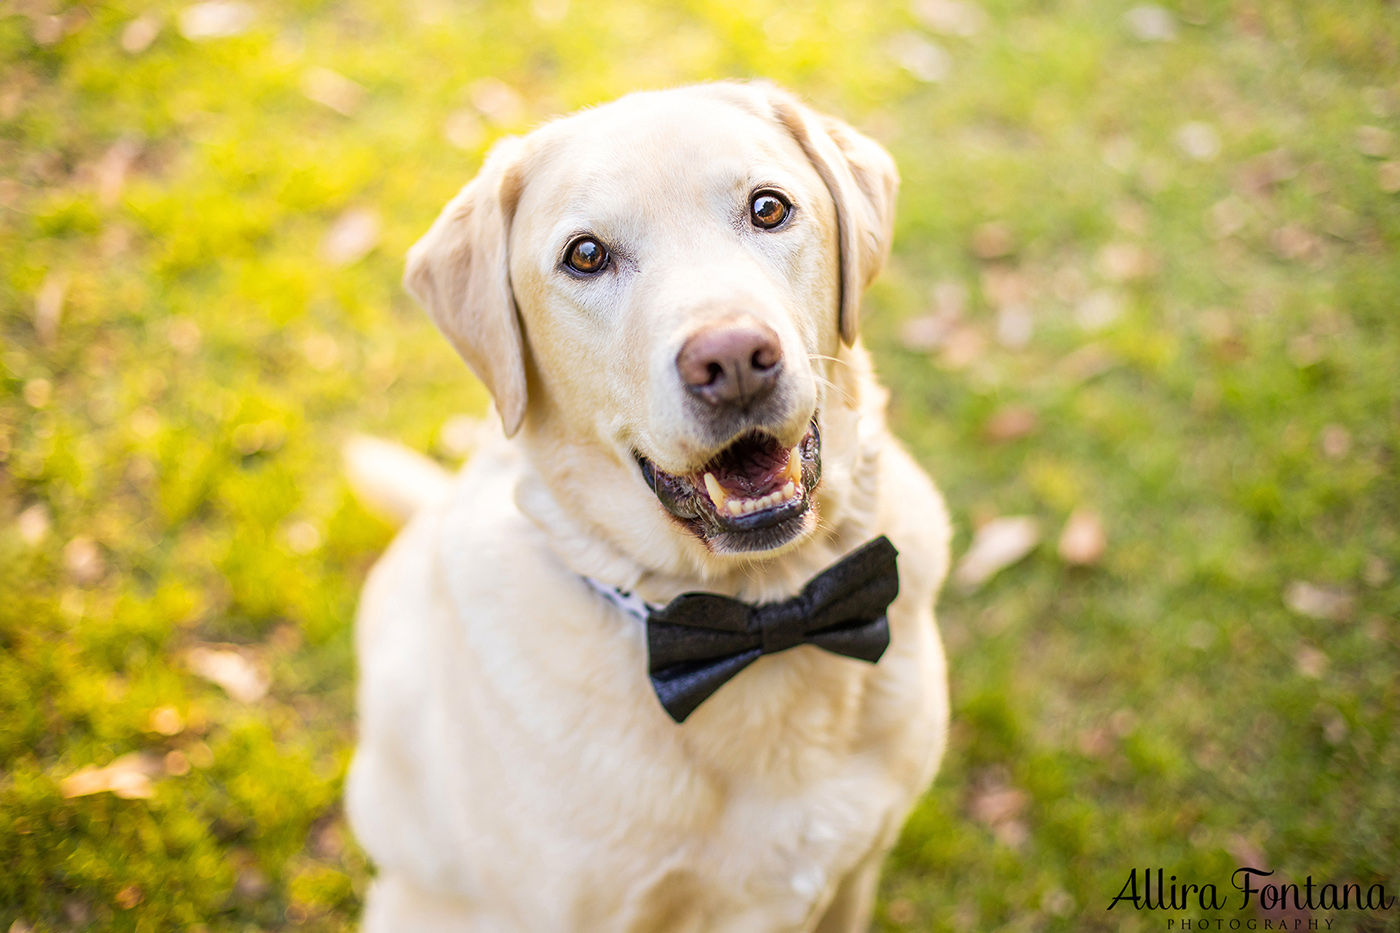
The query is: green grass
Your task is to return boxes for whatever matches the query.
[2,1,1397,930]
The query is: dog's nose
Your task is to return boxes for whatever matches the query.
[677,319,784,409]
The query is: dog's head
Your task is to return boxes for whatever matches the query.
[406,83,896,566]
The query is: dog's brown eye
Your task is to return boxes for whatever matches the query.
[750,191,791,229]
[565,236,608,274]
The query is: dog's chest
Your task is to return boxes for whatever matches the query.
[496,645,912,927]
[553,705,901,928]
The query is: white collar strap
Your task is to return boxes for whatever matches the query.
[583,576,663,625]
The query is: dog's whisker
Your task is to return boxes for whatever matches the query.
[812,372,858,410]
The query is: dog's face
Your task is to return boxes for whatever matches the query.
[407,83,896,565]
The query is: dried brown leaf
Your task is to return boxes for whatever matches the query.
[983,406,1036,442]
[953,516,1040,591]
[1058,508,1106,566]
[1283,582,1354,621]
[188,646,269,702]
[61,752,162,799]
[320,207,380,267]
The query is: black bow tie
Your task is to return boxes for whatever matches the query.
[645,536,899,723]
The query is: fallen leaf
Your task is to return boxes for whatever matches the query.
[1270,224,1322,262]
[1364,555,1391,587]
[1286,333,1323,368]
[1124,4,1177,41]
[887,32,951,83]
[530,0,569,24]
[146,705,184,736]
[1283,582,1354,621]
[320,207,380,266]
[1174,121,1220,161]
[1096,242,1154,281]
[34,270,67,346]
[1319,424,1350,460]
[1356,125,1395,158]
[313,821,346,859]
[911,0,986,36]
[931,279,968,317]
[31,14,67,46]
[1321,711,1347,745]
[971,221,1014,259]
[1228,835,1268,871]
[1057,508,1106,565]
[282,520,322,554]
[1056,342,1115,383]
[61,753,162,799]
[953,516,1040,591]
[178,1,255,40]
[1043,888,1075,917]
[96,138,140,207]
[983,406,1036,442]
[17,504,50,545]
[1075,290,1123,331]
[22,378,51,408]
[995,304,1032,348]
[469,77,524,124]
[1378,161,1400,193]
[442,108,485,150]
[301,67,365,116]
[63,536,105,585]
[1295,643,1327,679]
[115,886,143,910]
[886,897,916,924]
[899,313,957,352]
[1206,195,1250,238]
[120,13,162,53]
[980,267,1027,308]
[188,646,269,702]
[969,782,1029,847]
[235,865,271,898]
[163,749,191,776]
[1077,726,1112,758]
[937,324,985,370]
[167,317,202,355]
[970,785,1027,825]
[1234,148,1297,196]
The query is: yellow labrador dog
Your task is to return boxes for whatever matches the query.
[346,82,951,932]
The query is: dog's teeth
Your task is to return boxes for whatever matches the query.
[782,481,796,499]
[726,499,743,516]
[703,472,728,507]
[785,448,803,484]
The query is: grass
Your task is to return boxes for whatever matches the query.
[1,1,1397,930]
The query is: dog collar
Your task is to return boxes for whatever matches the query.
[584,536,899,723]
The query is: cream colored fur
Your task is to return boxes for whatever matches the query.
[347,82,951,932]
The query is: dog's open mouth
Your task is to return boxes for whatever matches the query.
[636,420,822,553]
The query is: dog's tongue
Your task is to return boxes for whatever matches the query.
[705,436,795,498]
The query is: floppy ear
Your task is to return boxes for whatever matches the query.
[404,137,529,436]
[766,90,899,346]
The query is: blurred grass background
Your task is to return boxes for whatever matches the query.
[1,0,1397,930]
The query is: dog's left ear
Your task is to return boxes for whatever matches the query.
[766,90,899,346]
[404,137,529,437]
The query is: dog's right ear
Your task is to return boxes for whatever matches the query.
[404,137,529,437]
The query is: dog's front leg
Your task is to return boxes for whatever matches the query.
[809,848,883,933]
[362,873,511,933]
